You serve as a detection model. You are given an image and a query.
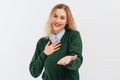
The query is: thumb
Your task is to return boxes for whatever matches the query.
[46,41,50,46]
[72,55,77,60]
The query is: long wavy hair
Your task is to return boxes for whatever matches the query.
[45,3,76,37]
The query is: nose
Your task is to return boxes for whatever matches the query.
[56,18,61,23]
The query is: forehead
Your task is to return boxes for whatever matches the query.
[54,9,67,16]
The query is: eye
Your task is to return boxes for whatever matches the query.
[53,14,57,18]
[61,16,65,19]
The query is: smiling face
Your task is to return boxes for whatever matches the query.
[51,9,67,34]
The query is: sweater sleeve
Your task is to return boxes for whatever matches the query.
[65,31,83,70]
[29,38,47,78]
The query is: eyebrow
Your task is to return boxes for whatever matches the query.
[54,13,66,18]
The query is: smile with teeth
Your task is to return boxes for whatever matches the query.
[54,23,61,27]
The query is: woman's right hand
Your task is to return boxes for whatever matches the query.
[43,40,61,55]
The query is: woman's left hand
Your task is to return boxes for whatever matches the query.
[57,55,77,65]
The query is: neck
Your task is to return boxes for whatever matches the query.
[53,31,60,35]
[53,29,65,35]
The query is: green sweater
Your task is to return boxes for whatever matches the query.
[29,30,83,80]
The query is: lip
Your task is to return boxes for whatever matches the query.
[54,23,61,27]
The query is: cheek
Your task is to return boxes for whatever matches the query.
[62,21,67,25]
[64,19,67,24]
[52,18,55,23]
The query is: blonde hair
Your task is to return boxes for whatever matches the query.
[45,3,76,37]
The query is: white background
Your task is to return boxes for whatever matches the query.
[0,0,120,80]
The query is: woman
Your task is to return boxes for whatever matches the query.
[29,3,83,80]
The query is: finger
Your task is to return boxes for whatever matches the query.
[57,57,65,63]
[52,40,61,46]
[57,60,67,65]
[53,47,60,51]
[51,40,58,45]
[52,40,60,46]
[64,60,70,65]
[74,55,77,58]
[57,60,60,64]
[72,55,77,60]
[46,41,50,46]
[54,43,61,49]
[57,62,62,65]
[57,60,63,65]
[57,62,65,65]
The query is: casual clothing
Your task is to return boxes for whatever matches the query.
[49,29,65,43]
[29,30,83,80]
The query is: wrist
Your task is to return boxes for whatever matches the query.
[43,51,48,55]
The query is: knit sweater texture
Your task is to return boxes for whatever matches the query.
[29,30,83,80]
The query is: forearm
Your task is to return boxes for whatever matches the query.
[65,55,83,70]
[29,52,47,78]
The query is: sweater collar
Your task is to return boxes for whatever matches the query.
[49,29,65,43]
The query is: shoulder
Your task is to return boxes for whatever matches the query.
[37,37,48,45]
[67,30,80,36]
[66,30,82,41]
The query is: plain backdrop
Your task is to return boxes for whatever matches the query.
[0,0,120,80]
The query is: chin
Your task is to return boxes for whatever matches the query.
[53,30,60,34]
[53,29,61,34]
[53,28,60,32]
